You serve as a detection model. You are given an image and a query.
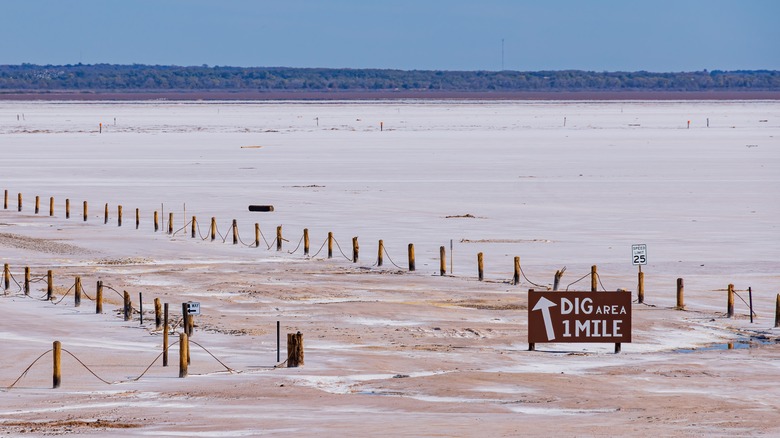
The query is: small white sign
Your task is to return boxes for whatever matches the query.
[632,244,647,266]
[186,301,201,315]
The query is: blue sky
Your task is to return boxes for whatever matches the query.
[1,0,777,71]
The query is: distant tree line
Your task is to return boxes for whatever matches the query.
[0,64,778,92]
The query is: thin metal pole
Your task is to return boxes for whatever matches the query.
[749,287,754,323]
[277,321,281,363]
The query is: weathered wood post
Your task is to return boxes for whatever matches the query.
[154,211,159,232]
[727,284,735,318]
[513,256,521,285]
[553,269,563,291]
[327,232,333,258]
[168,213,173,234]
[83,201,88,222]
[95,280,103,314]
[35,195,40,214]
[440,246,446,276]
[775,294,780,328]
[104,203,109,224]
[163,303,169,367]
[123,290,131,321]
[154,298,162,329]
[378,240,384,266]
[254,223,260,247]
[17,193,22,212]
[4,263,9,291]
[591,265,598,292]
[210,217,216,241]
[232,219,238,244]
[117,205,122,226]
[24,266,30,295]
[304,229,310,255]
[3,189,7,209]
[74,276,81,307]
[182,303,193,337]
[53,341,62,388]
[47,270,53,300]
[136,208,140,229]
[179,333,188,378]
[477,252,484,281]
[352,237,359,263]
[65,199,70,218]
[638,271,644,303]
[408,244,415,271]
[276,226,283,251]
[192,216,197,238]
[676,278,685,310]
[49,197,54,216]
[287,332,304,367]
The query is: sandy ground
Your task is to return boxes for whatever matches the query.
[0,100,779,436]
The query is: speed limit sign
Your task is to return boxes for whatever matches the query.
[632,244,647,266]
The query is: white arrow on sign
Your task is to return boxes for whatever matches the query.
[532,296,557,341]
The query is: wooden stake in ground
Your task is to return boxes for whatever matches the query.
[168,213,173,234]
[154,298,162,328]
[18,193,22,212]
[676,278,685,310]
[47,270,53,300]
[513,256,520,285]
[727,284,735,318]
[49,197,54,216]
[254,223,259,247]
[123,291,131,321]
[276,226,283,251]
[408,244,415,271]
[553,269,564,292]
[638,269,644,304]
[65,199,70,218]
[232,219,238,244]
[179,333,188,378]
[96,280,103,314]
[352,237,359,263]
[591,265,598,292]
[327,232,333,258]
[304,229,310,255]
[53,341,62,389]
[3,189,6,209]
[378,240,384,267]
[3,263,9,291]
[104,203,109,224]
[117,205,122,227]
[287,332,304,367]
[136,208,140,229]
[210,217,216,241]
[775,294,780,328]
[440,246,446,276]
[35,195,40,214]
[24,267,30,295]
[192,216,197,238]
[83,201,88,222]
[477,252,484,281]
[74,276,81,307]
[154,211,159,232]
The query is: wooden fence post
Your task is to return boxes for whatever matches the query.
[513,256,521,285]
[254,223,260,247]
[96,280,103,314]
[24,267,30,295]
[477,252,484,281]
[47,270,53,300]
[179,333,188,378]
[408,244,415,271]
[304,229,310,255]
[35,195,40,214]
[378,240,384,266]
[276,226,282,251]
[154,211,159,232]
[123,291,131,321]
[775,294,780,328]
[3,263,9,291]
[3,189,6,209]
[727,284,735,318]
[232,219,238,244]
[591,265,598,292]
[136,208,140,229]
[17,193,22,212]
[638,271,644,303]
[83,201,88,222]
[65,199,70,218]
[352,237,359,263]
[210,217,216,241]
[168,213,173,234]
[440,246,446,276]
[155,298,162,328]
[163,303,169,367]
[553,269,563,291]
[53,341,61,388]
[104,203,108,224]
[49,197,54,216]
[74,276,81,307]
[676,278,685,310]
[117,205,122,227]
[192,216,197,238]
[327,232,333,258]
[287,332,304,367]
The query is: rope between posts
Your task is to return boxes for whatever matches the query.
[131,340,179,381]
[189,340,236,374]
[332,237,353,262]
[171,220,193,238]
[103,285,126,300]
[518,265,547,288]
[78,283,94,301]
[382,246,405,270]
[565,271,591,291]
[8,271,23,293]
[287,233,305,254]
[596,272,608,292]
[258,226,272,250]
[6,349,52,389]
[234,225,256,248]
[216,222,227,243]
[196,220,209,241]
[309,237,329,259]
[52,283,76,305]
[62,348,113,385]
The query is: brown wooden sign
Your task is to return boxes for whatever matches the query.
[528,291,632,344]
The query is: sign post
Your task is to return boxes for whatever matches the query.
[632,244,647,303]
[528,290,632,353]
